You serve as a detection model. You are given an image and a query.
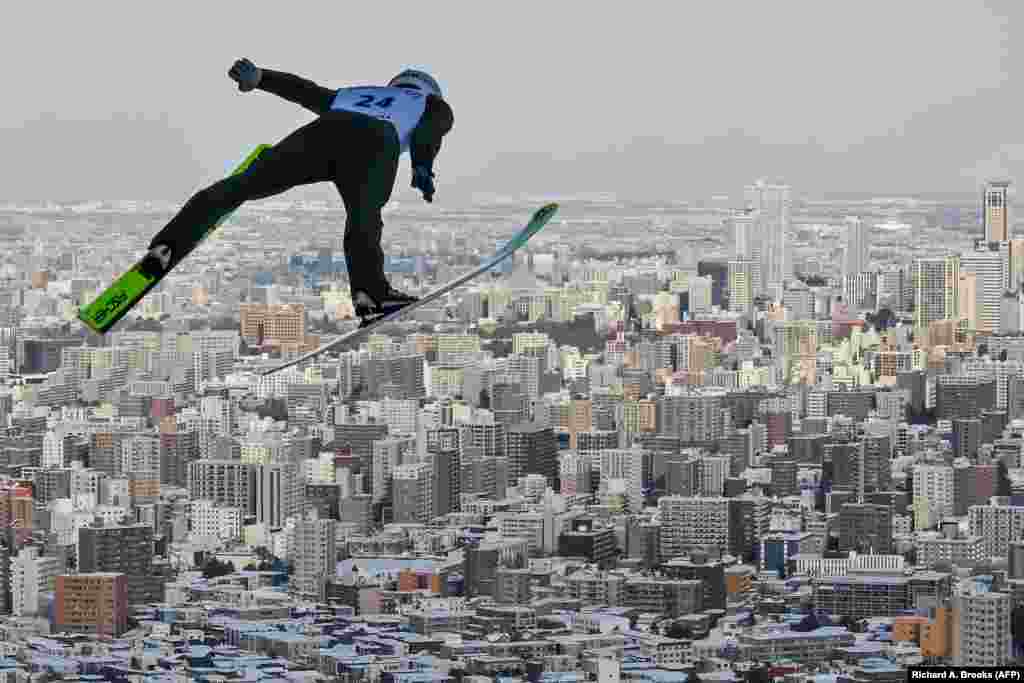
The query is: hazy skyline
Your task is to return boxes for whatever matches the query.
[2,1,1020,202]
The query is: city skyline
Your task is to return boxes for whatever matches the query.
[0,166,1022,673]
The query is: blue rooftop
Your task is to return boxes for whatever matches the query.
[386,674,452,682]
[633,671,690,682]
[336,558,438,578]
[540,674,584,682]
[860,657,903,672]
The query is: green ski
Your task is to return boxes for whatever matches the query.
[78,144,271,334]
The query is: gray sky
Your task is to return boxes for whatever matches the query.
[1,1,1019,201]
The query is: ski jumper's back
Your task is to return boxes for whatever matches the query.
[255,70,454,174]
[329,86,427,153]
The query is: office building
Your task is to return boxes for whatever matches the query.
[54,573,129,637]
[984,180,1012,243]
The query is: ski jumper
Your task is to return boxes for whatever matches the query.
[146,69,455,303]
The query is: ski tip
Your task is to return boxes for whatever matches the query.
[76,310,105,335]
[533,203,559,229]
[538,203,559,218]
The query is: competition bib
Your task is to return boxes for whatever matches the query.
[330,86,427,152]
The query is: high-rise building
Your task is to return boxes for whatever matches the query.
[10,546,59,617]
[658,389,731,446]
[558,518,618,569]
[1008,239,1024,291]
[339,494,374,535]
[733,210,755,260]
[783,281,814,319]
[334,421,388,486]
[728,258,755,319]
[689,276,713,316]
[599,448,645,512]
[289,511,337,600]
[657,496,730,560]
[1009,540,1024,579]
[953,586,1012,666]
[935,377,996,421]
[427,427,461,517]
[862,435,893,493]
[960,243,1007,335]
[190,500,242,541]
[954,461,990,517]
[984,180,1012,243]
[661,553,729,610]
[697,260,729,307]
[362,353,426,399]
[159,423,200,489]
[506,423,558,488]
[239,303,305,346]
[913,464,955,525]
[877,266,906,310]
[559,451,591,497]
[188,459,253,512]
[837,503,893,554]
[392,462,432,523]
[700,454,730,497]
[745,180,792,288]
[731,210,761,292]
[843,216,870,278]
[492,382,527,428]
[959,272,978,331]
[952,418,982,460]
[729,495,771,563]
[463,421,505,459]
[842,272,878,311]
[769,459,798,497]
[913,257,960,330]
[969,502,1024,558]
[0,484,34,537]
[659,453,701,497]
[54,573,129,637]
[566,398,592,450]
[463,539,528,599]
[77,524,162,605]
[254,462,300,528]
[371,435,416,505]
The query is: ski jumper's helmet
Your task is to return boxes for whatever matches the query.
[389,69,443,98]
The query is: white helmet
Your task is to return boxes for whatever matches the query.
[389,69,442,98]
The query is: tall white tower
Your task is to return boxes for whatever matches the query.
[731,209,762,292]
[843,216,870,278]
[745,180,792,290]
[960,243,1007,334]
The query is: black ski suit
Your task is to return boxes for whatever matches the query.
[147,68,454,302]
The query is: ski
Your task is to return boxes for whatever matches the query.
[261,202,559,376]
[78,144,272,334]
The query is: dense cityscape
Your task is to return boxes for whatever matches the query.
[0,176,1019,682]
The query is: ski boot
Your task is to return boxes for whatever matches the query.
[140,244,174,278]
[353,285,419,328]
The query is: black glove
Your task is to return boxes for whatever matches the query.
[412,166,436,203]
[229,58,263,92]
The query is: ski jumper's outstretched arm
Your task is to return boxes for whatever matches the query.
[255,69,337,116]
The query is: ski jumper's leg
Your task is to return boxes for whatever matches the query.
[147,118,337,262]
[331,115,402,303]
